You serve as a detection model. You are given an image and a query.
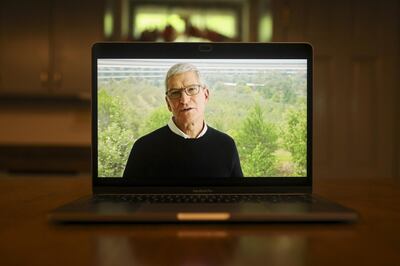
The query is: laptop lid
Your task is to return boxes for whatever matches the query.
[92,42,312,193]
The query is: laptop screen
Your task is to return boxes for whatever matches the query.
[93,43,312,186]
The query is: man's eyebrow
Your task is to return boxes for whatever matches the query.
[169,84,198,90]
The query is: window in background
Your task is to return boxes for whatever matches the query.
[104,5,114,38]
[102,0,273,42]
[259,11,273,42]
[131,4,241,42]
[258,0,273,42]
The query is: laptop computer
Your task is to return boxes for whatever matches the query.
[49,42,358,222]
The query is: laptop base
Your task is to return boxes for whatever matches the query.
[49,194,358,223]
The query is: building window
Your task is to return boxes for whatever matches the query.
[130,2,242,42]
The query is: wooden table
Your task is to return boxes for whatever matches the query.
[0,175,399,266]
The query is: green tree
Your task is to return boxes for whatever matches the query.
[98,89,135,177]
[140,106,170,136]
[281,104,307,176]
[99,123,134,177]
[236,103,278,176]
[98,89,125,131]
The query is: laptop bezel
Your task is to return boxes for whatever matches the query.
[91,42,313,193]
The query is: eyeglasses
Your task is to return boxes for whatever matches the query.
[166,84,202,99]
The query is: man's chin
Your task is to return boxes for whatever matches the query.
[176,114,199,125]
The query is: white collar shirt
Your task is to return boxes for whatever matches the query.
[167,117,208,139]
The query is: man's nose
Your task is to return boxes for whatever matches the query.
[179,91,190,103]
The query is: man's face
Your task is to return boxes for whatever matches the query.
[166,71,209,126]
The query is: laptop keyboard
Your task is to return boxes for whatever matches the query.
[93,194,315,204]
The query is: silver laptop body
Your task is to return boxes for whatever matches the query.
[49,42,358,223]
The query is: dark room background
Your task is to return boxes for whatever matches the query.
[0,0,399,179]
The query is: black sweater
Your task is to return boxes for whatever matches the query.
[123,126,243,178]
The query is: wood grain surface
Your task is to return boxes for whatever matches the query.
[0,175,399,266]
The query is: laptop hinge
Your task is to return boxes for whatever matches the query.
[93,186,312,194]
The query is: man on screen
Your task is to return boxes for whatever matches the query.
[123,63,243,178]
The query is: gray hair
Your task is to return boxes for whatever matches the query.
[165,63,205,91]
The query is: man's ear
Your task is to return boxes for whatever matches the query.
[204,86,210,102]
[165,97,172,112]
